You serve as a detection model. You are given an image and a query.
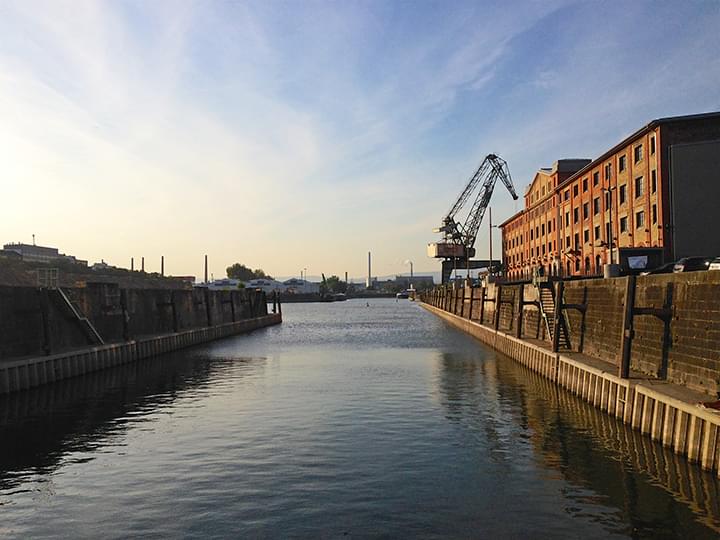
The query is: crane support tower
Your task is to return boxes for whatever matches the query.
[428,153,519,284]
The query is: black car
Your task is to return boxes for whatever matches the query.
[673,257,711,273]
[640,262,676,276]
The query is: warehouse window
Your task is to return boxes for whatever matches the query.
[583,178,588,192]
[636,210,645,228]
[634,144,643,163]
[593,197,600,215]
[650,136,655,155]
[619,184,627,204]
[583,229,589,243]
[603,164,611,181]
[583,202,589,219]
[573,185,579,197]
[594,225,600,240]
[573,208,579,224]
[619,155,626,172]
[652,204,657,224]
[594,171,600,185]
[620,216,628,233]
[635,176,644,197]
[651,170,657,193]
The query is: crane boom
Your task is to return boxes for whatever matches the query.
[428,153,518,266]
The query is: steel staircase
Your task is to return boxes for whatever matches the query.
[54,288,105,345]
[537,281,571,350]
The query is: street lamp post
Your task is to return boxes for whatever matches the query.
[602,187,620,277]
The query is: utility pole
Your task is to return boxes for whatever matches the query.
[488,207,493,276]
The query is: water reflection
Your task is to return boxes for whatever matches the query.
[434,349,720,537]
[1,299,719,538]
[0,351,266,493]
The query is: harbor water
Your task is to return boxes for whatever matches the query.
[1,298,719,538]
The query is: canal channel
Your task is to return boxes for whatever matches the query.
[1,298,719,538]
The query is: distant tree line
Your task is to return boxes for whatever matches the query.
[226,263,273,281]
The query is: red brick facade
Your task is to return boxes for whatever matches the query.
[501,113,720,280]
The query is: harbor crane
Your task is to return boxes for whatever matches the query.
[428,153,519,284]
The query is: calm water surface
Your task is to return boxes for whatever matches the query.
[1,299,719,538]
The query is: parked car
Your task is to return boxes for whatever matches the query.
[673,256,711,273]
[710,257,720,271]
[640,262,676,276]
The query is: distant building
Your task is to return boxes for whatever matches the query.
[3,242,88,266]
[245,278,285,294]
[172,276,197,287]
[206,278,242,290]
[282,278,320,294]
[394,275,434,290]
[501,112,720,279]
[0,249,22,260]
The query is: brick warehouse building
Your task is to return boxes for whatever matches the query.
[500,112,720,280]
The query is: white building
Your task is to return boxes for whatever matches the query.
[282,278,320,294]
[245,278,285,294]
[206,278,242,290]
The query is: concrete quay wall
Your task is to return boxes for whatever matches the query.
[421,299,720,476]
[0,313,281,396]
[0,284,269,360]
[430,272,720,396]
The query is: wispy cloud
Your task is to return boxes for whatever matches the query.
[1,0,718,278]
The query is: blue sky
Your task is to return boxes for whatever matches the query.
[1,0,719,280]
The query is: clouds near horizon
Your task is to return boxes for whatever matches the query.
[1,0,718,279]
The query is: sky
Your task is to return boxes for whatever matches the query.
[1,0,719,281]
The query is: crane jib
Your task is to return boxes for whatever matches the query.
[432,153,519,261]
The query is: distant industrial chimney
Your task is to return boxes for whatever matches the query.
[366,251,372,289]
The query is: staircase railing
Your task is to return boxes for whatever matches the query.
[55,288,105,345]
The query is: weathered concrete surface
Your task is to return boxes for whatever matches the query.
[421,299,720,476]
[0,313,281,395]
[427,271,720,396]
[0,284,268,361]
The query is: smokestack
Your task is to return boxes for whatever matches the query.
[345,271,348,284]
[366,251,372,289]
[161,256,164,276]
[141,257,145,272]
[131,257,134,272]
[204,255,208,284]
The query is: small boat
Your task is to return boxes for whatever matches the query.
[332,293,347,301]
[396,291,409,299]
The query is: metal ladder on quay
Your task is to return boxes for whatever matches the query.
[536,280,571,350]
[55,287,105,345]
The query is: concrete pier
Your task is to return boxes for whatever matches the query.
[421,301,720,476]
[0,313,281,395]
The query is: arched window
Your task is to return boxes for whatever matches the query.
[584,257,591,274]
[595,255,602,273]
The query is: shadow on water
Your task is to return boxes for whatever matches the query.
[434,351,720,538]
[0,350,266,492]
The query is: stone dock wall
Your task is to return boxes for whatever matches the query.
[0,314,281,396]
[0,283,282,395]
[420,271,720,475]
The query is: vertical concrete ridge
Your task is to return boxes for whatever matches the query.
[420,301,720,475]
[0,313,281,396]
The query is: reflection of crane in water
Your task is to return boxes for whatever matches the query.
[428,154,519,283]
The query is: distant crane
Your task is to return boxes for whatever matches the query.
[428,153,519,283]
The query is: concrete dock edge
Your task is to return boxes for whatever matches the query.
[0,313,281,396]
[421,302,720,476]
